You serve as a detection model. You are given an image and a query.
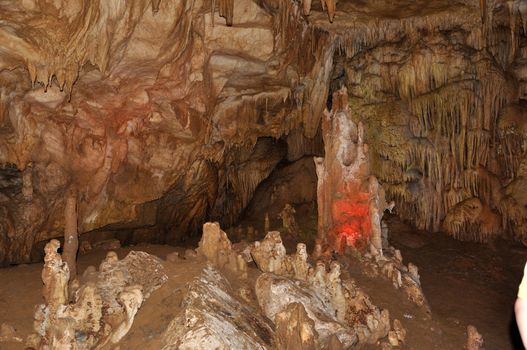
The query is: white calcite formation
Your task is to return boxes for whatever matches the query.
[41,239,69,310]
[29,246,167,349]
[256,272,358,348]
[466,325,485,350]
[196,222,248,277]
[162,266,274,350]
[251,231,289,275]
[251,230,391,347]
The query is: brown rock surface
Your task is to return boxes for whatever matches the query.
[0,0,526,264]
[274,302,318,350]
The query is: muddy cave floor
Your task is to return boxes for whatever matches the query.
[0,216,526,350]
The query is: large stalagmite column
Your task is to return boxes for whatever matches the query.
[315,87,393,254]
[63,188,79,280]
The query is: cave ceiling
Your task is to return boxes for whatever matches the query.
[1,0,527,265]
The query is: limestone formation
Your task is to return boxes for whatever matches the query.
[1,0,527,268]
[41,239,69,309]
[162,266,274,350]
[63,189,79,280]
[274,303,318,350]
[31,249,167,349]
[292,243,310,281]
[315,87,392,254]
[256,272,358,348]
[251,231,289,275]
[278,204,301,237]
[196,222,247,276]
[467,325,485,350]
[326,261,347,323]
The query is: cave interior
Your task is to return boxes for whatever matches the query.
[1,0,527,349]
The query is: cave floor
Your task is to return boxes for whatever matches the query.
[385,217,526,350]
[0,218,525,349]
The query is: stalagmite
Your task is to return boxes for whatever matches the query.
[251,231,289,274]
[63,189,79,281]
[197,222,248,275]
[293,243,310,281]
[41,239,69,309]
[279,204,301,237]
[315,87,392,253]
[326,261,346,322]
[466,325,485,350]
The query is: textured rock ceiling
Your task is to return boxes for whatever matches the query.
[1,0,527,265]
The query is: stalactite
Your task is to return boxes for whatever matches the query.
[347,12,514,238]
[151,0,162,13]
[302,0,312,16]
[480,0,487,24]
[219,0,234,26]
[507,1,519,64]
[323,0,336,23]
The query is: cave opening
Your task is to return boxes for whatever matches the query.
[2,0,527,349]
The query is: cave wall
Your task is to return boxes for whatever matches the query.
[0,0,335,265]
[1,0,527,264]
[328,0,527,242]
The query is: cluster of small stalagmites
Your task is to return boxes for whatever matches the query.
[250,230,397,347]
[193,223,403,347]
[28,240,167,349]
[361,238,430,312]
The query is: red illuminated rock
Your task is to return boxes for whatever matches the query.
[315,87,392,253]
